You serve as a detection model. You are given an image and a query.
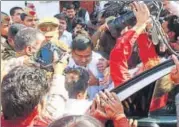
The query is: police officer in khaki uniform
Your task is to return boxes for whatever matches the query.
[20,8,38,28]
[38,17,70,52]
[1,12,10,50]
[37,17,70,77]
[1,12,16,61]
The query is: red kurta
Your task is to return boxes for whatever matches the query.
[110,30,138,87]
[110,30,168,111]
[1,108,51,127]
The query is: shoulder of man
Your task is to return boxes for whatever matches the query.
[79,8,87,14]
[1,56,25,81]
[1,36,6,43]
[63,30,72,37]
[1,48,16,61]
[1,36,9,51]
[88,52,103,70]
[77,8,87,19]
[1,36,7,48]
[64,99,92,116]
[92,51,103,59]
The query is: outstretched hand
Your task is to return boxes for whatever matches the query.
[89,90,125,121]
[53,51,69,75]
[131,2,150,26]
[170,55,179,84]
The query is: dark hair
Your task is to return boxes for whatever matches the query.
[72,29,89,39]
[62,2,68,8]
[1,12,9,25]
[1,66,50,120]
[64,67,89,98]
[166,15,179,41]
[72,1,80,10]
[54,13,67,23]
[66,4,75,10]
[8,23,26,39]
[20,13,28,21]
[101,2,123,18]
[99,30,117,59]
[48,115,104,127]
[72,35,93,51]
[10,7,23,16]
[1,11,8,17]
[72,17,87,30]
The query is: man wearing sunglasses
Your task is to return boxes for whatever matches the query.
[20,8,38,28]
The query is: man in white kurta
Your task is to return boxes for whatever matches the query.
[67,35,113,100]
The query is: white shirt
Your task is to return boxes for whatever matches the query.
[59,30,72,48]
[95,1,108,12]
[85,11,90,24]
[68,51,113,100]
[63,99,92,116]
[68,51,103,78]
[45,74,68,120]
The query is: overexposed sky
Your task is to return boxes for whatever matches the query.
[1,1,60,18]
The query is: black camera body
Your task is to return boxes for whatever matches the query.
[35,42,65,72]
[108,10,136,38]
[107,1,161,38]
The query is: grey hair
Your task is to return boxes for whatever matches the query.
[48,115,104,127]
[8,23,26,39]
[14,27,44,52]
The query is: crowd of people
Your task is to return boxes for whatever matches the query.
[1,1,179,127]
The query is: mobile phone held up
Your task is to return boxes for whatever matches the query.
[35,42,64,72]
